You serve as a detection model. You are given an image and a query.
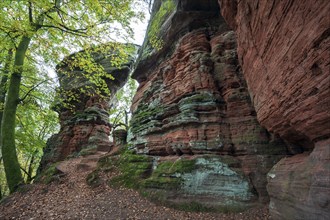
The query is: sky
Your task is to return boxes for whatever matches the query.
[132,12,150,45]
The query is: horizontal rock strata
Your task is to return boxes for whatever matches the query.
[39,45,136,170]
[129,0,288,210]
[219,0,330,218]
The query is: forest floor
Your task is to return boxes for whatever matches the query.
[0,151,270,220]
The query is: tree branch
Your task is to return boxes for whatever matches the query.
[19,79,49,102]
[20,166,30,178]
[113,122,128,131]
[28,1,34,23]
[39,24,88,37]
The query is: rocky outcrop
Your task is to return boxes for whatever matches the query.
[40,45,136,170]
[128,0,288,211]
[219,0,330,219]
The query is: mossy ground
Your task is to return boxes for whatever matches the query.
[86,171,101,188]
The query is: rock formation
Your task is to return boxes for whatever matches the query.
[218,0,330,219]
[128,0,288,211]
[37,0,329,217]
[40,45,136,170]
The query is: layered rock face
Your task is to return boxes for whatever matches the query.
[129,0,288,210]
[40,46,135,169]
[219,0,330,219]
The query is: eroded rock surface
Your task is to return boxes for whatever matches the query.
[267,139,330,220]
[218,0,330,149]
[40,45,135,170]
[219,0,330,219]
[129,0,288,211]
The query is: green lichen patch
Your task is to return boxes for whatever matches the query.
[179,92,217,105]
[181,156,255,203]
[96,152,256,212]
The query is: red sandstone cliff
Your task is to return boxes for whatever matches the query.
[129,0,288,210]
[219,0,330,219]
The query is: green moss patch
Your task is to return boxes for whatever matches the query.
[96,152,256,213]
[79,145,98,157]
[142,159,195,190]
[130,101,164,134]
[86,171,101,188]
[98,150,153,189]
[34,163,63,184]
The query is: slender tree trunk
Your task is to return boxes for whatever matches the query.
[0,50,13,198]
[1,36,31,192]
[0,49,13,138]
[26,150,37,183]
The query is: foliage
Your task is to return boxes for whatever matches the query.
[0,59,58,196]
[109,77,138,131]
[16,90,59,183]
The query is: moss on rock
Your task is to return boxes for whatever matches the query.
[35,163,63,184]
[148,0,176,50]
[142,159,196,190]
[98,150,153,189]
[96,151,257,212]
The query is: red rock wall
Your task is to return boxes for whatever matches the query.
[130,0,288,205]
[218,0,330,218]
[218,0,330,149]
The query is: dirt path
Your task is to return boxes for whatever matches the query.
[0,152,270,220]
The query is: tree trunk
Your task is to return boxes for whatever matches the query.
[0,49,13,141]
[1,36,31,192]
[26,150,37,183]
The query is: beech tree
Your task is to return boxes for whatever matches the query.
[0,0,144,192]
[0,57,59,195]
